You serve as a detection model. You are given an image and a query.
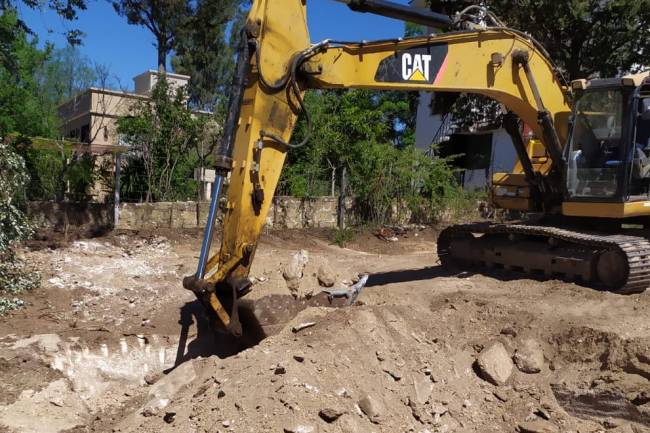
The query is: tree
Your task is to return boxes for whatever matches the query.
[281,88,464,224]
[429,0,650,80]
[117,77,214,201]
[37,45,100,105]
[172,0,248,111]
[0,11,55,138]
[110,0,191,72]
[1,0,86,45]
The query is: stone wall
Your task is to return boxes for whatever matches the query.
[271,196,340,229]
[28,201,113,235]
[28,196,349,232]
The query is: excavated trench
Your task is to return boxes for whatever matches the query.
[549,326,650,428]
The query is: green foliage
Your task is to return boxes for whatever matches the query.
[0,298,25,315]
[21,148,97,201]
[112,0,247,81]
[172,0,249,111]
[117,77,213,202]
[427,0,650,131]
[0,11,57,139]
[0,143,40,314]
[36,46,101,105]
[1,0,86,45]
[0,143,31,248]
[429,0,650,81]
[282,88,467,225]
[330,227,355,248]
[111,0,191,72]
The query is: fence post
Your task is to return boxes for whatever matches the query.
[114,152,121,227]
[338,167,347,230]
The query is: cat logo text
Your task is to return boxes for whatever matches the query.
[401,53,432,82]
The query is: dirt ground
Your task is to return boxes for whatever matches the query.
[0,226,649,433]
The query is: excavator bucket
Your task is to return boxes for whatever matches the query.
[190,276,370,339]
[241,275,369,337]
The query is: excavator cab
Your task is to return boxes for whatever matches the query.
[564,73,650,212]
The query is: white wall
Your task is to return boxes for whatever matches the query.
[414,92,444,151]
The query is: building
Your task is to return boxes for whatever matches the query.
[414,92,518,191]
[57,71,191,201]
[58,70,191,155]
[409,1,518,191]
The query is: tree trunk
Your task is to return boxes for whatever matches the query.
[158,45,167,74]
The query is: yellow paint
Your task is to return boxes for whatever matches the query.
[562,201,650,219]
[208,293,231,326]
[409,69,427,81]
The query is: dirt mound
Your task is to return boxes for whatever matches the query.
[97,299,650,433]
[1,228,649,433]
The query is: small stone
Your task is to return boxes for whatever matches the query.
[500,326,517,337]
[430,402,448,416]
[317,262,336,287]
[222,420,231,427]
[493,389,509,402]
[463,399,472,408]
[513,338,545,374]
[274,364,287,375]
[141,407,158,417]
[217,389,226,398]
[319,407,345,422]
[382,366,402,381]
[292,322,317,333]
[358,394,384,424]
[336,387,350,398]
[607,424,635,433]
[475,341,513,386]
[144,371,162,385]
[284,425,315,433]
[535,408,551,420]
[293,353,305,363]
[163,412,176,424]
[518,420,559,433]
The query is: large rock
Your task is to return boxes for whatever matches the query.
[358,394,384,424]
[317,261,336,287]
[513,338,545,373]
[142,360,197,414]
[410,375,433,405]
[283,250,309,292]
[475,341,513,386]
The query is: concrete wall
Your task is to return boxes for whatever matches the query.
[28,196,348,233]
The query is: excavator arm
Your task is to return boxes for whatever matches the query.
[183,0,573,336]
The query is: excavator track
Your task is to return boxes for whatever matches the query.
[437,223,650,294]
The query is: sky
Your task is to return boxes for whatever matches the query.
[19,0,411,90]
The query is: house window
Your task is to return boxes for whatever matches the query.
[80,124,90,143]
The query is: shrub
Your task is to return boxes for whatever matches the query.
[0,143,40,313]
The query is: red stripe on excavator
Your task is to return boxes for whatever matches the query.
[433,54,449,86]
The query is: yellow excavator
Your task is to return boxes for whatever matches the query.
[183,0,650,336]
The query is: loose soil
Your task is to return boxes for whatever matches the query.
[0,226,648,433]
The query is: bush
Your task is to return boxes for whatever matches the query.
[0,143,40,313]
[330,227,355,247]
[22,148,97,201]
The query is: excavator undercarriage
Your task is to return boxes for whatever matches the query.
[438,223,650,294]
